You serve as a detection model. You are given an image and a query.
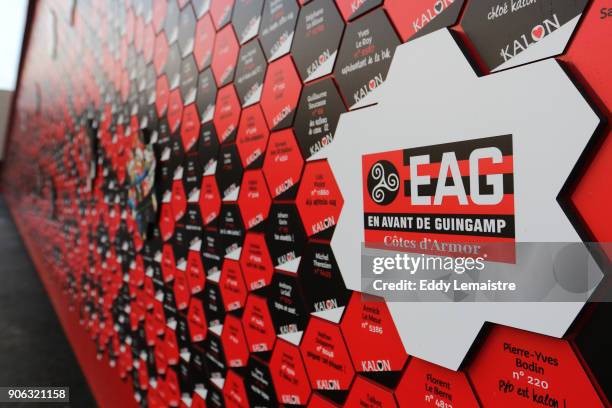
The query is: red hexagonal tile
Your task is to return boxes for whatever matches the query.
[180,103,201,152]
[194,14,216,71]
[171,177,187,221]
[161,243,176,283]
[296,159,343,240]
[467,325,605,407]
[242,293,276,353]
[186,248,205,294]
[173,269,191,310]
[395,357,479,407]
[222,314,250,368]
[238,169,271,229]
[262,129,304,199]
[560,0,612,111]
[269,339,312,406]
[219,259,247,311]
[224,369,249,407]
[300,317,355,392]
[260,55,301,130]
[345,376,396,407]
[159,201,176,241]
[212,25,239,87]
[240,232,274,291]
[214,84,241,143]
[236,104,269,170]
[308,393,339,407]
[199,175,222,225]
[571,129,612,261]
[187,297,208,343]
[340,292,408,377]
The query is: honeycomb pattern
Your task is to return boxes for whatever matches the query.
[1,0,610,407]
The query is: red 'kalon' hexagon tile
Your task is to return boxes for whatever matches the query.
[340,292,408,378]
[161,243,177,283]
[308,393,340,407]
[171,177,187,221]
[344,376,397,407]
[300,317,355,393]
[194,14,216,71]
[236,104,269,169]
[260,55,301,130]
[239,232,274,291]
[467,325,605,407]
[242,293,276,353]
[269,338,312,406]
[571,129,612,261]
[395,357,480,407]
[212,25,239,87]
[213,84,241,143]
[221,314,250,368]
[219,259,248,311]
[262,128,304,199]
[559,0,612,112]
[223,369,249,408]
[296,159,343,241]
[173,269,191,310]
[199,175,222,226]
[237,169,271,230]
[186,248,205,295]
[159,201,176,241]
[187,296,208,343]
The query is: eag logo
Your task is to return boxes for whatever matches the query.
[367,160,399,205]
[361,135,516,246]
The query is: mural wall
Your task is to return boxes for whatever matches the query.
[2,0,611,407]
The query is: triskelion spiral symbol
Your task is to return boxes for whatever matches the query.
[368,160,400,205]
